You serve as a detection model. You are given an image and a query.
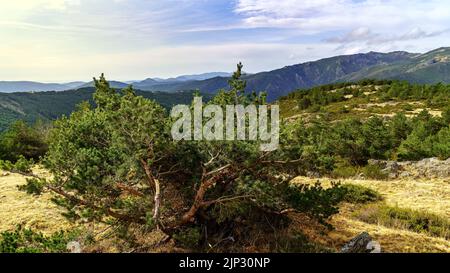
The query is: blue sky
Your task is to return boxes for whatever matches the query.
[1,0,449,82]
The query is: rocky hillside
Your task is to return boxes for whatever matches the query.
[368,158,450,180]
[278,80,449,122]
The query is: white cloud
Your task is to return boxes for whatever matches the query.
[1,0,450,81]
[235,0,450,33]
[234,0,450,54]
[327,27,449,45]
[236,0,347,17]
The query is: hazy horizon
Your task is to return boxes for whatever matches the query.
[1,0,450,82]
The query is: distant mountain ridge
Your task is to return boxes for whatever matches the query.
[0,81,72,93]
[0,72,233,93]
[339,47,450,84]
[151,72,233,82]
[134,48,450,101]
[131,51,419,101]
[77,80,130,89]
[1,48,450,100]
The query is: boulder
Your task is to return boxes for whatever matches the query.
[340,232,381,253]
[67,241,82,253]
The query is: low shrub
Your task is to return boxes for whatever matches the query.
[17,178,46,195]
[0,156,34,173]
[330,164,359,179]
[362,164,388,180]
[354,204,450,239]
[285,182,345,224]
[173,227,202,248]
[0,226,78,253]
[0,160,13,171]
[340,184,383,204]
[13,156,34,173]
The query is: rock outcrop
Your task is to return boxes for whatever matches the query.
[367,158,450,179]
[340,232,381,253]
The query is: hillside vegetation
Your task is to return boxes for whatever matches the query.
[0,65,448,253]
[1,68,349,253]
[0,88,213,132]
[280,79,449,119]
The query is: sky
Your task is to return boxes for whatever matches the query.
[1,0,450,82]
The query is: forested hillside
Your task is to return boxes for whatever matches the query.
[0,88,213,131]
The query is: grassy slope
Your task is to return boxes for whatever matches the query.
[292,176,450,253]
[0,168,72,234]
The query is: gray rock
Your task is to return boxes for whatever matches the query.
[385,161,400,172]
[340,232,381,253]
[67,241,82,253]
[306,171,321,178]
[356,173,366,180]
[367,159,386,168]
[399,171,412,178]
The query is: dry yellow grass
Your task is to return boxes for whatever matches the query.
[292,176,450,253]
[292,176,450,218]
[329,204,450,253]
[341,178,450,218]
[0,168,73,234]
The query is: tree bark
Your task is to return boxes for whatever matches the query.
[181,176,217,224]
[140,159,162,226]
[153,178,161,222]
[179,165,234,225]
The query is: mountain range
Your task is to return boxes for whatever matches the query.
[0,72,232,93]
[130,47,450,101]
[0,81,72,93]
[1,47,450,101]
